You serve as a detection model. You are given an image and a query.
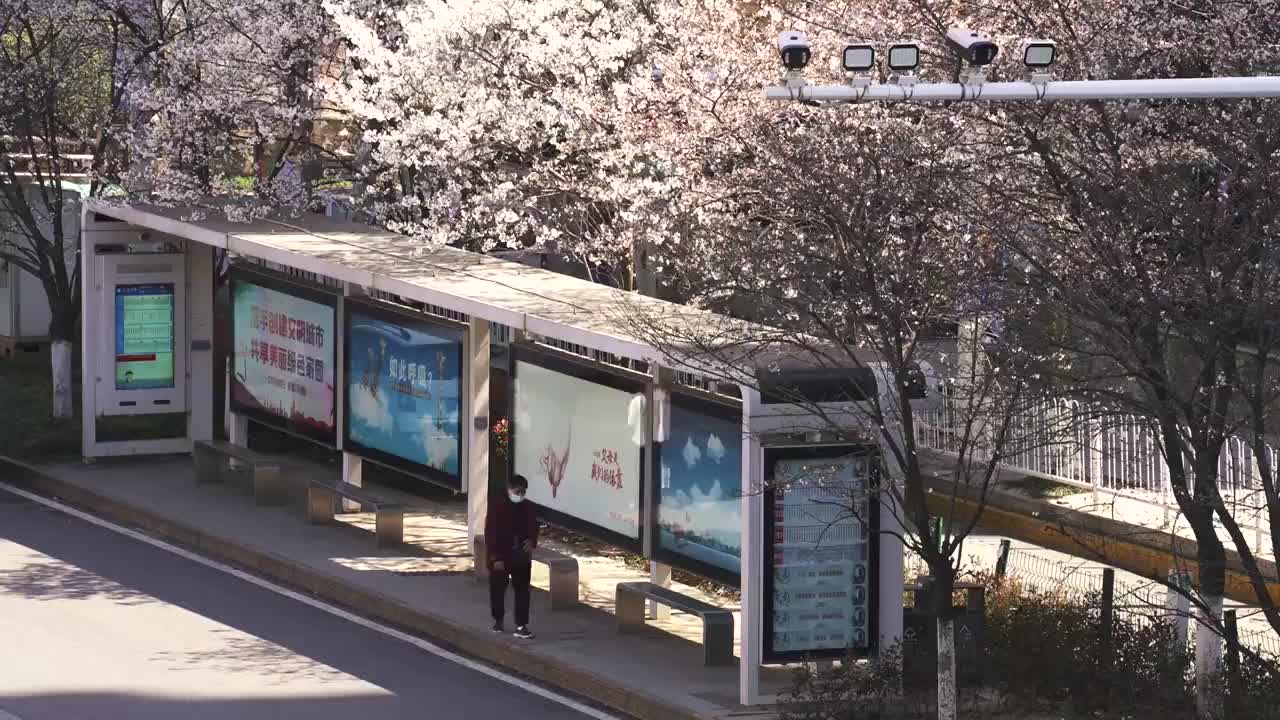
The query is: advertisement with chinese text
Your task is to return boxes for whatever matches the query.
[764,445,878,663]
[345,305,463,487]
[230,271,337,444]
[512,356,646,544]
[657,397,742,583]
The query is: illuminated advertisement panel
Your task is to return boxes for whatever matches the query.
[656,394,742,585]
[229,268,337,445]
[344,301,464,489]
[511,346,647,549]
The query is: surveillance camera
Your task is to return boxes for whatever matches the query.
[778,30,811,71]
[945,28,999,66]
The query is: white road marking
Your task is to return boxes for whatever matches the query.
[0,481,624,720]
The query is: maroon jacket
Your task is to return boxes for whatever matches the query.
[484,495,539,570]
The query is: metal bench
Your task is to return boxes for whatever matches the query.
[616,581,734,666]
[192,439,285,506]
[472,535,580,610]
[307,479,405,548]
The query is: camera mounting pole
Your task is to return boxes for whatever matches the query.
[765,76,1280,103]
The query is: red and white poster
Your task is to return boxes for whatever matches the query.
[231,275,336,440]
[512,360,646,539]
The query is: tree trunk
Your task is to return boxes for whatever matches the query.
[48,302,77,419]
[926,571,958,720]
[936,615,957,720]
[1195,593,1225,720]
[50,339,73,418]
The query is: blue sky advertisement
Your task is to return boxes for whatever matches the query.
[657,400,742,581]
[346,308,462,481]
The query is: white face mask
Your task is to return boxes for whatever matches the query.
[508,492,525,504]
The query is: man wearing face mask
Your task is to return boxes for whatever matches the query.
[485,474,539,639]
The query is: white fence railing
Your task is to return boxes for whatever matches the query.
[913,387,1275,557]
[1005,549,1280,659]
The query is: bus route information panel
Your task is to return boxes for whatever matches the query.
[764,445,878,663]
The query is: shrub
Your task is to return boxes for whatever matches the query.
[779,569,1280,719]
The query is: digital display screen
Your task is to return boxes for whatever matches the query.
[764,446,878,663]
[230,272,337,444]
[657,398,742,582]
[114,284,176,390]
[512,356,646,544]
[345,306,463,486]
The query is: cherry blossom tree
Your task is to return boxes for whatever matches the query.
[600,5,1064,719]
[1,0,168,416]
[1,0,346,416]
[324,0,674,280]
[970,2,1280,715]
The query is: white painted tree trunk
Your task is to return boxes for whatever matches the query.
[937,616,957,720]
[1195,594,1224,719]
[51,339,73,418]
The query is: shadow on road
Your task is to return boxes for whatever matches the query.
[0,495,591,720]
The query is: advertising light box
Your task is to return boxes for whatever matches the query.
[764,444,879,664]
[511,348,647,548]
[114,283,176,390]
[656,394,743,585]
[344,302,464,489]
[230,268,337,445]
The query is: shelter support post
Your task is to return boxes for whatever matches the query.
[187,245,215,443]
[226,365,248,447]
[648,364,672,619]
[871,365,908,658]
[648,562,672,620]
[338,285,360,511]
[738,384,764,705]
[467,318,491,566]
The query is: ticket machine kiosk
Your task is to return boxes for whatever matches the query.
[81,210,216,457]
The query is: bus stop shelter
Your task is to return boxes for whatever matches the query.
[79,199,906,707]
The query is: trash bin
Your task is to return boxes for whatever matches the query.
[901,577,985,683]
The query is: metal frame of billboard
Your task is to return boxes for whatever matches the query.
[762,442,881,665]
[228,264,339,447]
[508,342,648,554]
[342,296,468,492]
[651,388,744,588]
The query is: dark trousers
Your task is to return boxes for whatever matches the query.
[489,560,532,626]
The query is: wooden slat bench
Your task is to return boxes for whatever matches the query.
[616,581,734,666]
[307,479,405,548]
[473,534,580,610]
[192,439,285,506]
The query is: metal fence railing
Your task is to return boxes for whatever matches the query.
[1004,549,1280,660]
[913,386,1275,557]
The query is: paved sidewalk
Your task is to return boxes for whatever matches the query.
[3,456,791,720]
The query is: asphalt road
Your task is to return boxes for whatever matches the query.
[0,488,607,720]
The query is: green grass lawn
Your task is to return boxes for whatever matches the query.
[0,345,182,463]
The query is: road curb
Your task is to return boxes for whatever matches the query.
[0,456,706,720]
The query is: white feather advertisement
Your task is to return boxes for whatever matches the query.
[513,360,645,539]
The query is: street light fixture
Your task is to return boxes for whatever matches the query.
[842,41,876,88]
[1019,39,1057,85]
[1020,39,1057,68]
[887,42,921,72]
[842,42,876,72]
[887,41,921,86]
